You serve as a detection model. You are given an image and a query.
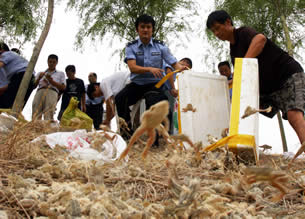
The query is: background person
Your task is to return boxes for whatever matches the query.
[58,65,86,120]
[0,42,35,109]
[218,61,233,99]
[32,54,66,120]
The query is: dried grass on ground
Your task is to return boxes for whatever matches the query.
[0,121,305,218]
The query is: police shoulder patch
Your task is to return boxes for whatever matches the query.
[153,39,165,45]
[127,40,137,47]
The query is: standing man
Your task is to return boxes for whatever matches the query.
[85,72,104,130]
[32,54,66,120]
[115,14,186,131]
[58,65,86,120]
[0,42,35,109]
[206,10,305,160]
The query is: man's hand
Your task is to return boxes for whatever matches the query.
[171,62,189,74]
[34,72,46,87]
[45,73,53,82]
[170,88,178,98]
[38,72,46,80]
[39,72,48,83]
[149,67,164,78]
[44,74,65,91]
[44,73,54,85]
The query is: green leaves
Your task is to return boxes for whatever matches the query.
[214,0,305,55]
[0,0,45,44]
[67,0,198,48]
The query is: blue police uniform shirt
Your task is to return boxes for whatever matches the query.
[124,38,177,85]
[0,51,29,81]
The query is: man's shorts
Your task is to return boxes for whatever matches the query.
[260,72,305,120]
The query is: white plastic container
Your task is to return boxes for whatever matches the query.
[177,70,231,148]
[177,59,259,163]
[229,58,259,161]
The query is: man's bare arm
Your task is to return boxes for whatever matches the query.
[167,68,175,89]
[245,34,267,58]
[167,67,178,97]
[103,97,115,126]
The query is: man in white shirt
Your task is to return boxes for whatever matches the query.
[87,71,130,127]
[32,54,66,120]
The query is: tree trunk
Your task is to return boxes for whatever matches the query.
[11,0,54,115]
[273,0,293,55]
[280,14,293,56]
[277,12,293,151]
[270,0,292,151]
[277,112,288,152]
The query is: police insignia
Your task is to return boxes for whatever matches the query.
[151,52,161,56]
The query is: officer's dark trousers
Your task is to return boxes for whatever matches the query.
[86,103,104,130]
[0,71,35,109]
[115,82,168,129]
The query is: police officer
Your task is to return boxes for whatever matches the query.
[0,42,35,109]
[115,14,186,133]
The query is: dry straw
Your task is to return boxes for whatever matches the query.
[0,121,305,218]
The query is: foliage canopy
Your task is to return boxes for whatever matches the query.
[67,0,198,48]
[0,0,45,44]
[214,0,305,54]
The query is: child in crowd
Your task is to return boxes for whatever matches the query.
[218,61,233,100]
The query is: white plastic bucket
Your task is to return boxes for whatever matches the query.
[177,70,231,148]
[229,58,259,161]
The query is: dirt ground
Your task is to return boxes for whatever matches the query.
[0,120,305,218]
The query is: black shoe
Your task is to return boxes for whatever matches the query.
[120,127,134,141]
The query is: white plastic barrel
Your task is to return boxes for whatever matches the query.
[229,58,259,161]
[177,70,231,148]
[177,58,259,163]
